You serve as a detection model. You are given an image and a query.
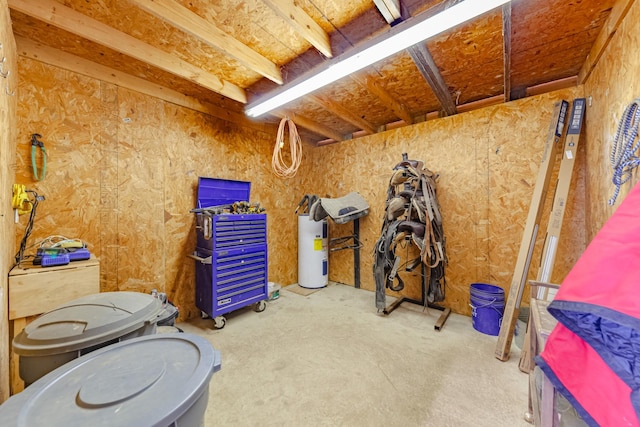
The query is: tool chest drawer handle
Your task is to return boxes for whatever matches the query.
[188,254,212,264]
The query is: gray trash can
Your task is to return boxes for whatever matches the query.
[12,291,164,386]
[0,333,221,427]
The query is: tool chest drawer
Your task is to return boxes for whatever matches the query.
[196,213,267,250]
[195,245,268,318]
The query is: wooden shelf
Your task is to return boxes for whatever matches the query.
[8,256,100,395]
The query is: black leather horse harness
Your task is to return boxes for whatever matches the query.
[374,153,447,310]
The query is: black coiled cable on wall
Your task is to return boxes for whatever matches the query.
[14,190,42,266]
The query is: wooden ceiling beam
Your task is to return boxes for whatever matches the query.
[278,110,344,142]
[15,36,276,135]
[526,76,578,97]
[308,94,377,135]
[262,0,332,58]
[407,44,457,116]
[8,0,247,103]
[502,3,512,102]
[377,1,456,116]
[129,0,283,84]
[578,0,635,84]
[351,72,413,125]
[373,0,402,23]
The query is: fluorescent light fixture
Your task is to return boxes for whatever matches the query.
[245,0,511,118]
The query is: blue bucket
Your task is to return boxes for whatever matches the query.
[469,283,505,336]
[470,282,505,301]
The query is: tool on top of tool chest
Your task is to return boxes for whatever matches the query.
[192,201,266,241]
[190,201,266,215]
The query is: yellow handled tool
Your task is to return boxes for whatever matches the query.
[12,184,32,222]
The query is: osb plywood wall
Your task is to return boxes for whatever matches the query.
[299,88,586,315]
[16,7,638,330]
[583,0,640,240]
[15,57,302,320]
[0,0,17,403]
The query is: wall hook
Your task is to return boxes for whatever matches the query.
[6,84,15,96]
[0,57,7,78]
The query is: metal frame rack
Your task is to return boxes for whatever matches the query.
[329,218,363,289]
[382,263,451,331]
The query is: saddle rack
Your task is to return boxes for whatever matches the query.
[307,192,369,288]
[382,263,452,331]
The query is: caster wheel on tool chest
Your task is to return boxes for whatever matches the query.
[201,311,210,319]
[213,316,226,329]
[253,300,266,312]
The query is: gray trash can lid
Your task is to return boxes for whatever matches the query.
[13,292,163,356]
[0,333,221,427]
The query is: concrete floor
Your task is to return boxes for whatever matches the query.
[180,282,531,427]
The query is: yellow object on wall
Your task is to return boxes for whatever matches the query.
[11,184,31,218]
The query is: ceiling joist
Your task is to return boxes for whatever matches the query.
[278,110,344,142]
[407,44,457,116]
[373,0,402,22]
[351,72,413,125]
[308,94,377,135]
[376,0,456,116]
[130,0,283,84]
[262,0,333,58]
[8,0,247,103]
[502,3,512,102]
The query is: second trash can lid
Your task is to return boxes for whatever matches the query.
[13,291,163,356]
[0,333,221,427]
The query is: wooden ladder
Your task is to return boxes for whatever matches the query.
[494,100,570,361]
[517,98,587,370]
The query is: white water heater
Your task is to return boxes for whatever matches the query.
[298,214,328,289]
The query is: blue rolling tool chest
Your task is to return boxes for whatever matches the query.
[192,177,268,329]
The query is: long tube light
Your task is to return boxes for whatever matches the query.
[245,0,511,118]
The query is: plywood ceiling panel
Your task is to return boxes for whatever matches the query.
[8,0,624,143]
[320,77,396,127]
[372,51,440,116]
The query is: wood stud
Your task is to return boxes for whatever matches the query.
[8,0,248,103]
[130,0,284,84]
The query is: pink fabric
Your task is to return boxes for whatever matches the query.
[553,183,640,318]
[540,324,639,427]
[538,182,640,425]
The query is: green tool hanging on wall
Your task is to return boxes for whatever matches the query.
[31,133,47,181]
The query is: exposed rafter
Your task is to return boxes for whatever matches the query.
[502,3,512,102]
[15,36,276,136]
[578,0,635,84]
[262,0,332,58]
[8,0,247,103]
[373,0,401,22]
[350,72,413,125]
[377,0,456,116]
[278,110,344,142]
[308,94,377,135]
[407,44,457,116]
[130,0,283,84]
